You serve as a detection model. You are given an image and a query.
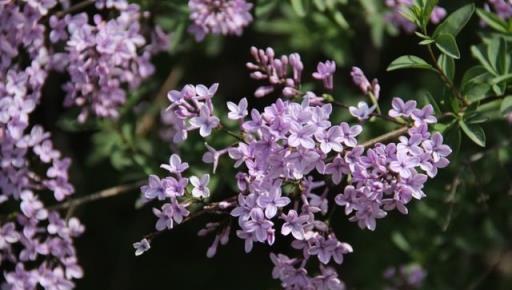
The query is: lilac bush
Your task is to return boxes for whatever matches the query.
[2,0,512,289]
[137,47,451,289]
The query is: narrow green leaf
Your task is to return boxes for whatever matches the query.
[491,73,512,85]
[435,33,461,59]
[471,45,497,75]
[333,11,349,29]
[500,96,512,114]
[437,53,455,80]
[313,0,326,11]
[424,91,442,115]
[476,8,509,33]
[387,55,434,71]
[459,121,486,147]
[391,232,411,252]
[461,66,490,89]
[419,39,435,45]
[443,123,461,157]
[434,4,475,37]
[290,0,306,17]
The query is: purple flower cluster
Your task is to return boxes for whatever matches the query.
[383,264,427,290]
[486,0,512,20]
[49,0,169,121]
[0,214,85,290]
[349,67,381,120]
[188,0,253,41]
[270,253,346,290]
[140,49,451,288]
[140,154,207,232]
[164,83,220,143]
[385,0,446,33]
[246,47,335,98]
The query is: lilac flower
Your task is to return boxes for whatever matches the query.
[161,154,189,175]
[487,0,512,20]
[389,149,418,178]
[202,143,228,173]
[351,67,371,93]
[256,188,291,218]
[189,105,220,137]
[317,126,343,154]
[153,201,190,231]
[227,97,248,120]
[190,174,211,198]
[312,60,336,90]
[431,7,447,24]
[339,123,362,147]
[141,175,168,200]
[133,238,151,256]
[188,0,253,41]
[281,210,309,240]
[412,105,437,126]
[389,97,417,118]
[241,208,274,242]
[349,101,375,121]
[385,0,446,32]
[313,266,345,290]
[288,124,317,149]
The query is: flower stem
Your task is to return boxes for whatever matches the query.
[361,126,409,148]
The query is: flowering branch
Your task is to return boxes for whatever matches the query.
[49,181,145,211]
[361,126,410,148]
[55,0,95,17]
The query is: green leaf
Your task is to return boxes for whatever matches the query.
[313,0,326,11]
[424,91,442,115]
[422,0,439,28]
[476,8,509,33]
[291,0,306,17]
[387,55,434,71]
[461,66,490,89]
[471,45,497,75]
[465,83,491,102]
[491,73,512,85]
[487,37,508,75]
[435,33,461,59]
[443,123,461,156]
[437,53,455,80]
[459,121,486,147]
[332,11,349,29]
[391,232,411,252]
[434,4,475,37]
[500,96,512,114]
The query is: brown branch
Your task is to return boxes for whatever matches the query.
[48,181,145,211]
[56,0,95,18]
[143,196,237,241]
[361,126,409,148]
[136,67,184,136]
[426,45,468,106]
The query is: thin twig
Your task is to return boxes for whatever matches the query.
[56,0,95,18]
[143,196,237,241]
[442,171,461,231]
[361,126,409,148]
[136,67,184,136]
[465,250,507,290]
[49,181,145,211]
[426,45,468,106]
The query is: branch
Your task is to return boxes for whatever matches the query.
[426,45,468,106]
[49,181,144,211]
[361,126,409,148]
[143,196,237,241]
[56,0,95,18]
